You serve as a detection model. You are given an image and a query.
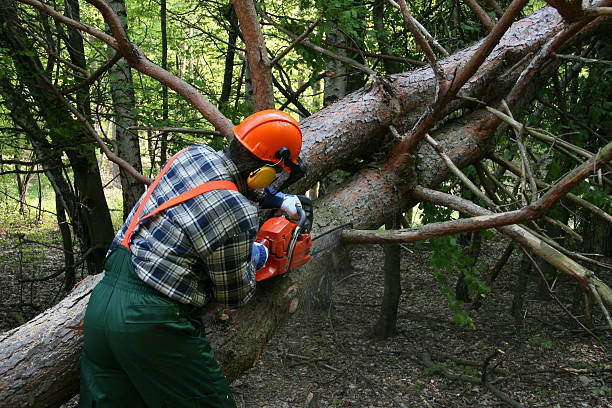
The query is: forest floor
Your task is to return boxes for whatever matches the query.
[232,238,612,408]
[1,226,611,407]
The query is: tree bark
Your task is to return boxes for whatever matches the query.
[159,0,169,166]
[365,217,402,339]
[220,5,239,107]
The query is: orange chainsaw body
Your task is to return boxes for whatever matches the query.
[255,216,312,282]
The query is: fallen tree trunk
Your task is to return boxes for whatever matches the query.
[0,237,350,408]
[294,6,565,192]
[0,6,608,407]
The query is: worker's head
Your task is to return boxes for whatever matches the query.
[228,109,306,190]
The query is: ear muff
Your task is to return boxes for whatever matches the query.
[247,166,277,189]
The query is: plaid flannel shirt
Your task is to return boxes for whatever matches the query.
[109,145,258,308]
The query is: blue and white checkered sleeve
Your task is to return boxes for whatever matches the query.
[206,203,258,309]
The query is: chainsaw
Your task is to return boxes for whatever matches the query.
[255,196,313,282]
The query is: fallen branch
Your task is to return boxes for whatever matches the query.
[343,136,612,244]
[488,154,612,225]
[425,134,498,210]
[395,0,446,83]
[463,0,496,31]
[553,52,612,65]
[390,0,529,160]
[421,351,525,408]
[412,186,612,311]
[518,247,604,340]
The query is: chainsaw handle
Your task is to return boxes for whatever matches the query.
[286,205,306,271]
[295,205,306,230]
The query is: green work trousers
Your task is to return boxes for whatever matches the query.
[79,245,236,408]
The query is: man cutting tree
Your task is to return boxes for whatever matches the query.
[80,110,307,407]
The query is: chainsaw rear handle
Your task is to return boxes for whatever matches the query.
[297,195,313,234]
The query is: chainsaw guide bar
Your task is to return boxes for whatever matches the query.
[309,223,353,257]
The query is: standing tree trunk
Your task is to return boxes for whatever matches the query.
[220,4,238,109]
[15,162,34,216]
[0,1,115,274]
[159,0,169,166]
[366,216,402,338]
[56,194,76,293]
[511,252,531,328]
[232,0,274,111]
[373,0,401,75]
[106,0,144,219]
[323,23,347,107]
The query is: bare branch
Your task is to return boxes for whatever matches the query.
[63,52,122,95]
[502,101,538,201]
[519,247,604,340]
[127,126,222,137]
[279,72,327,111]
[489,154,612,226]
[18,0,117,47]
[394,0,446,82]
[270,16,321,67]
[46,48,89,76]
[587,6,612,16]
[389,0,529,161]
[504,7,610,110]
[36,71,152,185]
[463,0,496,31]
[535,97,607,144]
[425,134,498,209]
[477,161,583,243]
[320,39,427,66]
[344,136,612,245]
[485,0,505,18]
[553,52,612,65]
[387,0,449,57]
[259,8,377,76]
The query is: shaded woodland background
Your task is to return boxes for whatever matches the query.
[0,0,610,406]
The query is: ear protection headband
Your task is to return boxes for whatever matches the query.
[246,147,296,190]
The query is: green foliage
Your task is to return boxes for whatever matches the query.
[592,385,611,396]
[531,336,553,349]
[425,235,490,327]
[447,361,480,377]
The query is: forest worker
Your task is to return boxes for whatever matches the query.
[79,109,306,408]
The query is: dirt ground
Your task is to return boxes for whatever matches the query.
[1,229,611,407]
[233,239,612,408]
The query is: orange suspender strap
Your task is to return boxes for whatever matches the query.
[121,147,238,249]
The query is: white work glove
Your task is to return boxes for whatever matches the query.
[280,195,301,218]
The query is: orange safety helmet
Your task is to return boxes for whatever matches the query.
[233,109,302,172]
